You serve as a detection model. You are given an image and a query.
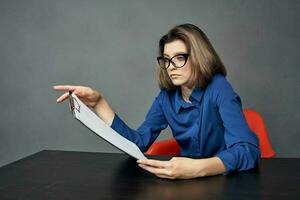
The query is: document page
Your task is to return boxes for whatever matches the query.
[70,93,147,160]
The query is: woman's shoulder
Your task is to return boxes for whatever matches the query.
[155,88,176,103]
[154,88,167,102]
[206,73,237,101]
[210,73,228,85]
[207,73,233,92]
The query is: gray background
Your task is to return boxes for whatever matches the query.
[0,0,299,167]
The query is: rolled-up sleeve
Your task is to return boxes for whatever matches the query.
[213,77,261,174]
[110,91,168,152]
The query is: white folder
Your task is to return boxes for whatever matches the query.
[68,92,147,160]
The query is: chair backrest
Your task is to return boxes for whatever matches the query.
[145,138,180,156]
[146,108,275,158]
[242,108,275,158]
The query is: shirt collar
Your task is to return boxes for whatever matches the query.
[175,87,205,114]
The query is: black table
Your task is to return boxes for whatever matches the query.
[0,150,299,200]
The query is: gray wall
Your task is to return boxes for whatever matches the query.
[0,0,299,167]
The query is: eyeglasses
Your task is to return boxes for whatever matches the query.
[157,53,189,70]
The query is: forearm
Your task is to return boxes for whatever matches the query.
[137,156,227,179]
[94,97,115,126]
[110,114,158,151]
[195,157,227,177]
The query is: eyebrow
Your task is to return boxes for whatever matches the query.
[163,52,187,57]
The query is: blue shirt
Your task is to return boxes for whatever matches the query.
[111,74,260,173]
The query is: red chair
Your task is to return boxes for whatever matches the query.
[145,138,180,156]
[243,109,275,158]
[145,108,276,158]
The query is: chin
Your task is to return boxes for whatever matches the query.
[171,80,186,86]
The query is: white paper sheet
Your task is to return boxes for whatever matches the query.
[70,93,147,160]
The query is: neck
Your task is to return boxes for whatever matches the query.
[181,85,194,102]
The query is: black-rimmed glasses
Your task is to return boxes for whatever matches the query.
[157,53,189,70]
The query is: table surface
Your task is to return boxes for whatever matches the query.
[0,150,299,200]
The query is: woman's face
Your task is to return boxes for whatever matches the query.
[164,40,192,87]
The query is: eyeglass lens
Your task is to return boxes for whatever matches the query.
[158,54,188,69]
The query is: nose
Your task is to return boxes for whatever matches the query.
[168,61,177,70]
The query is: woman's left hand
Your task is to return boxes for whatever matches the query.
[137,157,205,179]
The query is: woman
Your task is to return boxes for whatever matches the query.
[54,24,260,179]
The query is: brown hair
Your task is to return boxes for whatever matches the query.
[157,24,227,90]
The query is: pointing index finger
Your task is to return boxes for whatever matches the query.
[53,85,76,92]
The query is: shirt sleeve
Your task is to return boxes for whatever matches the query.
[213,76,261,174]
[110,91,168,152]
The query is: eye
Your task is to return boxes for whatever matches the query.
[176,55,185,61]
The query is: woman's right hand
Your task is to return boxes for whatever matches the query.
[53,84,115,126]
[53,85,101,108]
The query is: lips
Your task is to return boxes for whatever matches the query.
[170,74,181,78]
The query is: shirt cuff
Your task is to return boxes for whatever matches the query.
[110,113,126,136]
[216,150,236,175]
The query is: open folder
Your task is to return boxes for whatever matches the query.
[68,91,147,160]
